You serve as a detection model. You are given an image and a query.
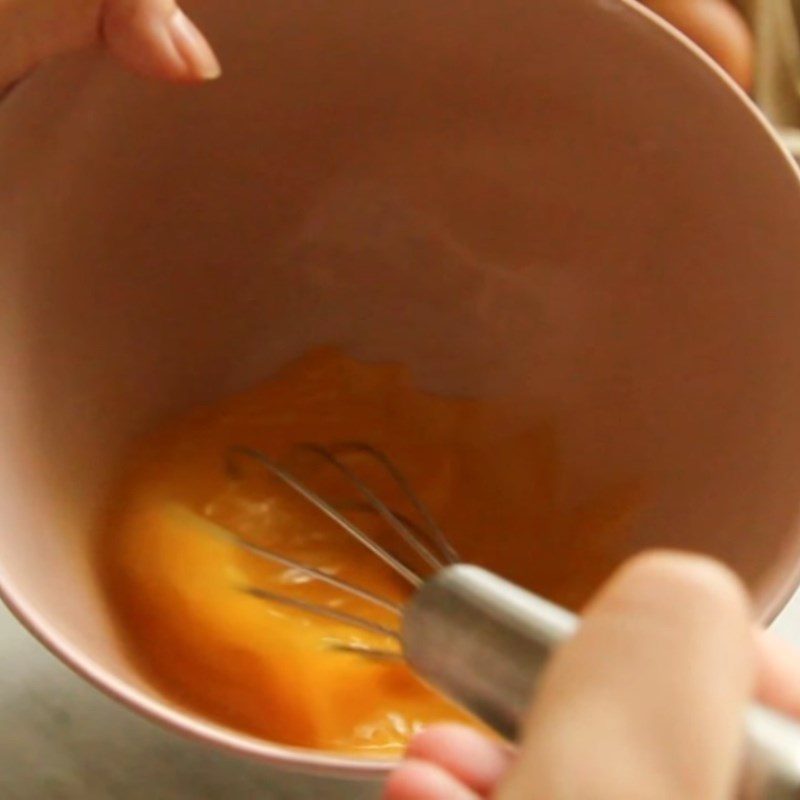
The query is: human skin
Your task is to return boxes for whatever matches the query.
[0,0,220,89]
[386,9,760,795]
[0,4,774,795]
[384,552,800,800]
[0,0,754,91]
[640,0,754,89]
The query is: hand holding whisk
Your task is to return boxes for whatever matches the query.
[215,441,800,799]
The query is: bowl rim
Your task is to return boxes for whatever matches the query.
[2,0,800,781]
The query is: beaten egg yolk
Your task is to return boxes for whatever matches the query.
[101,350,498,753]
[99,349,633,754]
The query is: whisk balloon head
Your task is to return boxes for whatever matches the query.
[214,442,461,658]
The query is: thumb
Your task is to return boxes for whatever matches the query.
[0,0,220,90]
[494,552,754,800]
[103,0,221,83]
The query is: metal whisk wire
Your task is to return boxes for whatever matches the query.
[323,442,459,566]
[220,443,460,648]
[211,521,402,615]
[242,587,401,640]
[207,448,800,793]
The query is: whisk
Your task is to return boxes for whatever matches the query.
[219,441,800,799]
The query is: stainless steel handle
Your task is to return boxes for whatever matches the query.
[403,564,800,799]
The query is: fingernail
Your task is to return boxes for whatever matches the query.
[167,8,221,81]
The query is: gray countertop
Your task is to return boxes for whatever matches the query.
[0,602,381,799]
[3,591,800,799]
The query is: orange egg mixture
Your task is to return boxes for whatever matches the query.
[99,349,633,754]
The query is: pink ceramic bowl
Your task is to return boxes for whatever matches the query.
[0,0,800,781]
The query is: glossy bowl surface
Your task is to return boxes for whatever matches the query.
[1,0,800,779]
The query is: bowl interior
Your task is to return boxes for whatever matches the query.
[1,0,800,775]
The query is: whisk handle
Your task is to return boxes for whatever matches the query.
[402,565,800,799]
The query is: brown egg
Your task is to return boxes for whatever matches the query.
[640,0,754,90]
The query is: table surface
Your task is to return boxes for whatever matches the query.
[3,589,800,799]
[0,600,381,800]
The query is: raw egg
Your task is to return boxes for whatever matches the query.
[98,349,634,754]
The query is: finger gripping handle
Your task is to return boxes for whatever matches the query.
[403,565,800,799]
